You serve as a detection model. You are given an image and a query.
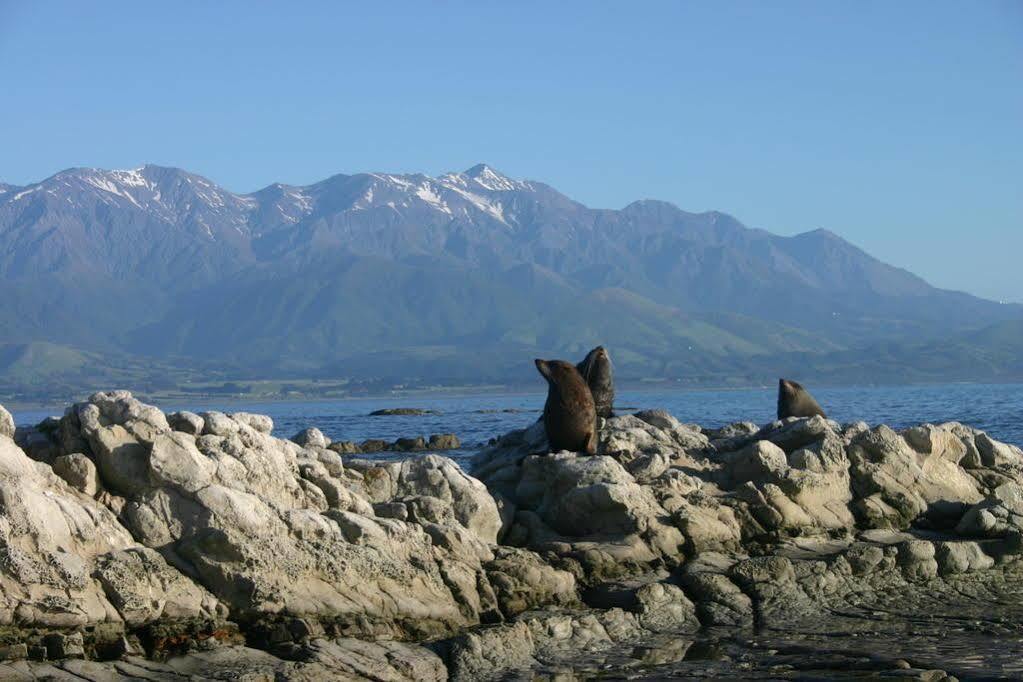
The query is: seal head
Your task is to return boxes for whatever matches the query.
[536,358,598,454]
[777,378,827,420]
[576,346,615,419]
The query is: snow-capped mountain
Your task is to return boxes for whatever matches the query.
[0,163,1018,385]
[0,163,551,277]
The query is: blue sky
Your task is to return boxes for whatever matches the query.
[1,1,1020,301]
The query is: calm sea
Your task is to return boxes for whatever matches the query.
[10,383,1021,468]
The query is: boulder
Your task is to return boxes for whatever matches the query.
[351,454,503,544]
[848,425,983,528]
[167,411,205,436]
[520,607,644,660]
[394,436,427,451]
[671,499,743,553]
[445,621,537,682]
[754,416,838,453]
[727,555,812,619]
[52,453,100,496]
[602,414,709,456]
[747,433,856,533]
[484,546,578,617]
[897,540,939,581]
[956,482,1023,538]
[624,451,671,483]
[93,547,225,625]
[201,411,240,437]
[328,440,361,455]
[472,448,686,582]
[633,409,683,432]
[935,541,995,575]
[515,454,667,537]
[678,571,753,626]
[975,431,1023,468]
[291,427,329,448]
[429,433,462,450]
[470,420,549,493]
[148,431,216,493]
[729,440,788,486]
[360,439,389,453]
[612,581,699,633]
[705,421,759,441]
[81,422,152,496]
[86,390,171,434]
[232,412,274,434]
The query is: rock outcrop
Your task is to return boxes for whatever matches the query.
[2,392,1021,680]
[473,414,1023,567]
[0,429,225,646]
[321,433,463,456]
[0,392,573,664]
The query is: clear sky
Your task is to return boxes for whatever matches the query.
[1,1,1020,301]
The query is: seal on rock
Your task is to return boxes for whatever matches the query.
[576,346,615,419]
[777,378,826,420]
[536,359,597,454]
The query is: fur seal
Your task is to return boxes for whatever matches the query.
[536,358,597,454]
[576,346,615,419]
[777,378,827,420]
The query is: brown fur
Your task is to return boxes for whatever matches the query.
[536,358,597,454]
[576,346,615,419]
[777,378,827,420]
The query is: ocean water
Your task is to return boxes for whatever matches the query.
[11,383,1022,468]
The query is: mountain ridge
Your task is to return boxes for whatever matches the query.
[0,163,1019,396]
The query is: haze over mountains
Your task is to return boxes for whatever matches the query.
[1,163,1020,399]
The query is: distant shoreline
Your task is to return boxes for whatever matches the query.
[6,378,1021,414]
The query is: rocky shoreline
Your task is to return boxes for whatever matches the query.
[0,392,1021,680]
[289,425,463,456]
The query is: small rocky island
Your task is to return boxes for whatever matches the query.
[2,391,1021,680]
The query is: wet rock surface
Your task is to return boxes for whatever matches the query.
[369,408,441,416]
[1,392,1021,679]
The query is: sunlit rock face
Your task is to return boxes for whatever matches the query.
[2,391,1022,679]
[3,392,575,644]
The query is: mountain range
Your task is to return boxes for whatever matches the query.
[1,163,1019,399]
